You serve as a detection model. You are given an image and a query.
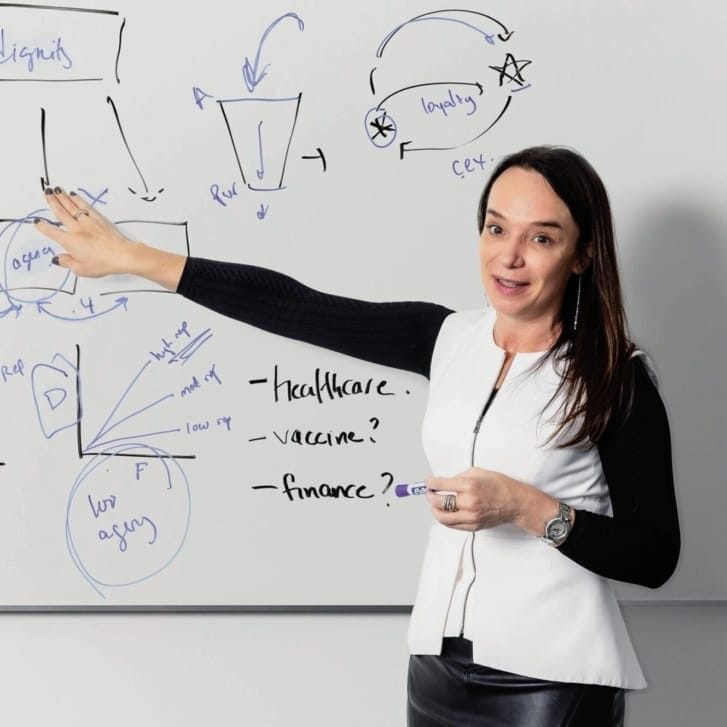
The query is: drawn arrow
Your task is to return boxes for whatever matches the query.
[399,95,511,158]
[0,301,22,319]
[36,296,129,321]
[107,96,164,202]
[243,13,305,93]
[376,80,483,110]
[301,147,327,172]
[377,10,513,58]
[256,121,265,180]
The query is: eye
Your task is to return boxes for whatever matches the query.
[486,223,503,236]
[532,233,552,245]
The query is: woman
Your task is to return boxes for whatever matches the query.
[35,146,680,726]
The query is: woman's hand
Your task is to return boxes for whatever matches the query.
[425,467,572,537]
[34,187,186,290]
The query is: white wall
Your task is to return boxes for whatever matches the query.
[0,607,724,726]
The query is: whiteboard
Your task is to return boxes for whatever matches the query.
[0,0,724,608]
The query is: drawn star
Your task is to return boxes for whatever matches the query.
[489,53,532,87]
[369,111,396,141]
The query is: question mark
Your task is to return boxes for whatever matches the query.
[380,471,394,495]
[369,416,380,442]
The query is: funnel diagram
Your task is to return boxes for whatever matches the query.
[364,9,533,157]
[197,13,326,220]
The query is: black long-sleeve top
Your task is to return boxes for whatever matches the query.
[178,257,681,589]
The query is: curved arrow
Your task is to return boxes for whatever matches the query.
[0,301,22,318]
[376,80,483,110]
[37,296,128,321]
[399,95,511,157]
[243,13,305,93]
[377,9,513,58]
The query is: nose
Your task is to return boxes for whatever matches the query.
[500,234,526,268]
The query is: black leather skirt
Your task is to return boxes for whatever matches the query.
[408,638,625,727]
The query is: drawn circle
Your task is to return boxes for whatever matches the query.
[65,442,191,595]
[1,209,70,305]
[364,107,398,148]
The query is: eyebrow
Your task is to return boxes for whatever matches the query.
[485,207,563,230]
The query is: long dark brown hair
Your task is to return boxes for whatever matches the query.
[477,146,636,446]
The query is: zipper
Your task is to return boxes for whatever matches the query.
[459,385,499,637]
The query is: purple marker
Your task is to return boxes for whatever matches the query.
[395,481,428,497]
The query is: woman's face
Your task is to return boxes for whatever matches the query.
[479,166,583,328]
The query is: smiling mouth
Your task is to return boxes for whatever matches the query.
[494,276,528,288]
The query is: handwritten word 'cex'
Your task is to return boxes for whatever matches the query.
[451,153,496,180]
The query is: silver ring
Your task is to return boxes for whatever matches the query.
[72,209,84,220]
[442,493,457,513]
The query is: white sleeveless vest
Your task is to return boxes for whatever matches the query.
[410,307,647,689]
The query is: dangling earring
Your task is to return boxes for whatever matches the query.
[573,275,582,332]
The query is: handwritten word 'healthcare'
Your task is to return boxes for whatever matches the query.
[421,89,477,118]
[87,493,158,553]
[267,365,395,404]
[254,472,375,501]
[0,28,73,72]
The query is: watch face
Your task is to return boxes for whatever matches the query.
[547,519,568,540]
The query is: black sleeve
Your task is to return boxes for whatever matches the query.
[176,257,453,378]
[558,357,681,588]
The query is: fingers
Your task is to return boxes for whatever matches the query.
[425,475,464,493]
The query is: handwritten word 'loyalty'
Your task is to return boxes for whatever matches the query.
[421,88,478,117]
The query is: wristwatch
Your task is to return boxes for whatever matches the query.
[539,501,572,546]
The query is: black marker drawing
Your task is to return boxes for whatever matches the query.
[0,218,190,320]
[0,3,124,83]
[107,96,165,202]
[363,8,532,155]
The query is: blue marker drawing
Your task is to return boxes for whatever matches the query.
[36,295,128,322]
[376,10,514,58]
[31,353,80,439]
[65,441,191,597]
[256,120,265,179]
[366,10,528,156]
[218,94,302,192]
[84,359,176,451]
[242,12,305,93]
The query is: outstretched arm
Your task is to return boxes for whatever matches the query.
[34,187,453,377]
